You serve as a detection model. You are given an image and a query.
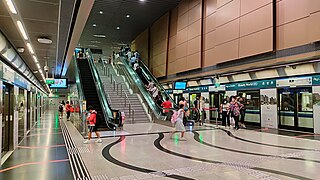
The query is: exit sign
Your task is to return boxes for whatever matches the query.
[46,78,54,84]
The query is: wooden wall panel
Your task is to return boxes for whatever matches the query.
[240,0,272,15]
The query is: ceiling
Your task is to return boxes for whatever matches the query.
[0,0,76,86]
[79,0,181,56]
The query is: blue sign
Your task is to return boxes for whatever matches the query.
[313,75,320,85]
[184,86,209,93]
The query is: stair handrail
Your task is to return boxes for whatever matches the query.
[85,49,119,128]
[114,57,164,121]
[103,63,135,123]
[138,59,178,108]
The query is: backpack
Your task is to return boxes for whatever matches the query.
[58,105,63,111]
[171,110,178,124]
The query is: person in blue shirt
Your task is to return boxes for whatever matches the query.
[130,56,137,67]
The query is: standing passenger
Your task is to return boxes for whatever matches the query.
[65,101,71,121]
[220,99,230,128]
[83,106,102,144]
[229,96,240,130]
[239,98,246,128]
[130,55,137,67]
[58,102,64,119]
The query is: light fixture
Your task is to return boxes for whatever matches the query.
[17,47,25,53]
[92,23,97,27]
[139,0,146,1]
[6,0,17,14]
[90,41,101,44]
[26,43,34,54]
[32,55,38,63]
[93,34,106,38]
[37,37,52,44]
[17,21,28,40]
[88,44,98,48]
[116,26,120,30]
[36,63,40,68]
[126,14,130,18]
[99,10,103,14]
[39,69,43,74]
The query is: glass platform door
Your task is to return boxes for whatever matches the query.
[209,92,224,120]
[2,83,14,158]
[278,88,313,132]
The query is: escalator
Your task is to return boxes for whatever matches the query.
[114,56,178,121]
[77,58,120,130]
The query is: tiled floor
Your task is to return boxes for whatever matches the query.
[67,121,320,180]
[2,109,320,180]
[0,110,73,180]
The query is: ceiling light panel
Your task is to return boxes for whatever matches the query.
[6,0,17,14]
[32,55,38,63]
[27,43,34,54]
[17,21,28,40]
[93,34,106,38]
[99,10,103,14]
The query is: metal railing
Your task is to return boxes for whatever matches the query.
[102,63,136,124]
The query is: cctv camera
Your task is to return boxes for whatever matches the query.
[44,66,49,72]
[291,65,296,69]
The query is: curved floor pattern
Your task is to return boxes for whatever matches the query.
[154,133,312,180]
[102,135,195,180]
[193,131,320,164]
[207,125,320,152]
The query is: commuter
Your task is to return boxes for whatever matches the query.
[229,96,240,130]
[162,97,172,116]
[135,66,148,85]
[126,51,132,60]
[134,50,141,60]
[61,100,65,106]
[133,61,139,70]
[220,99,230,128]
[199,96,206,125]
[78,50,84,58]
[171,104,186,141]
[155,91,163,107]
[239,98,246,128]
[179,97,189,124]
[58,102,64,119]
[65,101,71,121]
[130,55,137,67]
[148,85,158,99]
[83,106,102,144]
[146,81,154,90]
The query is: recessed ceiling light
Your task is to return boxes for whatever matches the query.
[90,41,101,44]
[139,0,145,2]
[92,23,97,27]
[5,0,17,14]
[93,34,106,38]
[116,26,120,30]
[17,20,28,40]
[26,43,34,54]
[88,44,98,48]
[36,63,40,68]
[17,47,25,53]
[32,55,38,63]
[126,14,130,18]
[99,10,103,14]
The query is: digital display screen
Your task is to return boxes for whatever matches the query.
[174,81,187,90]
[49,79,68,89]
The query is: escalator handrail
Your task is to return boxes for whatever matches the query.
[133,58,178,108]
[86,49,117,127]
[73,55,86,104]
[114,58,165,119]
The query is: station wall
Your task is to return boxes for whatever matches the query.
[132,0,320,78]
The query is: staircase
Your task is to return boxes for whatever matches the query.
[97,63,150,124]
[77,58,109,130]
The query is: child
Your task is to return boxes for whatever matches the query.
[171,104,187,141]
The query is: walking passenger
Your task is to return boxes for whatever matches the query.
[220,99,230,128]
[239,98,246,128]
[58,102,64,119]
[179,97,189,124]
[171,104,186,141]
[229,96,240,130]
[65,101,71,121]
[83,106,102,144]
[162,97,173,118]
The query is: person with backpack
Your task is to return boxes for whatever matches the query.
[83,106,102,144]
[229,96,240,130]
[58,102,64,119]
[170,104,186,141]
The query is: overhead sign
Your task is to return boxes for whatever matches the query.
[46,78,55,84]
[48,78,68,89]
[226,79,276,91]
[276,77,312,87]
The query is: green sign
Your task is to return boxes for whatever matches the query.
[313,75,320,85]
[46,79,54,84]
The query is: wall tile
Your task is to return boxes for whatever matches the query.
[216,0,240,26]
[187,36,201,55]
[240,0,272,15]
[215,18,239,45]
[187,20,201,40]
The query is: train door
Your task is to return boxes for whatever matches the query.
[278,88,313,132]
[1,83,14,158]
[173,94,183,105]
[209,92,224,120]
[238,91,261,125]
[26,91,31,132]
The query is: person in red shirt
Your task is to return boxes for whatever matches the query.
[65,101,71,121]
[161,97,172,121]
[83,106,102,144]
